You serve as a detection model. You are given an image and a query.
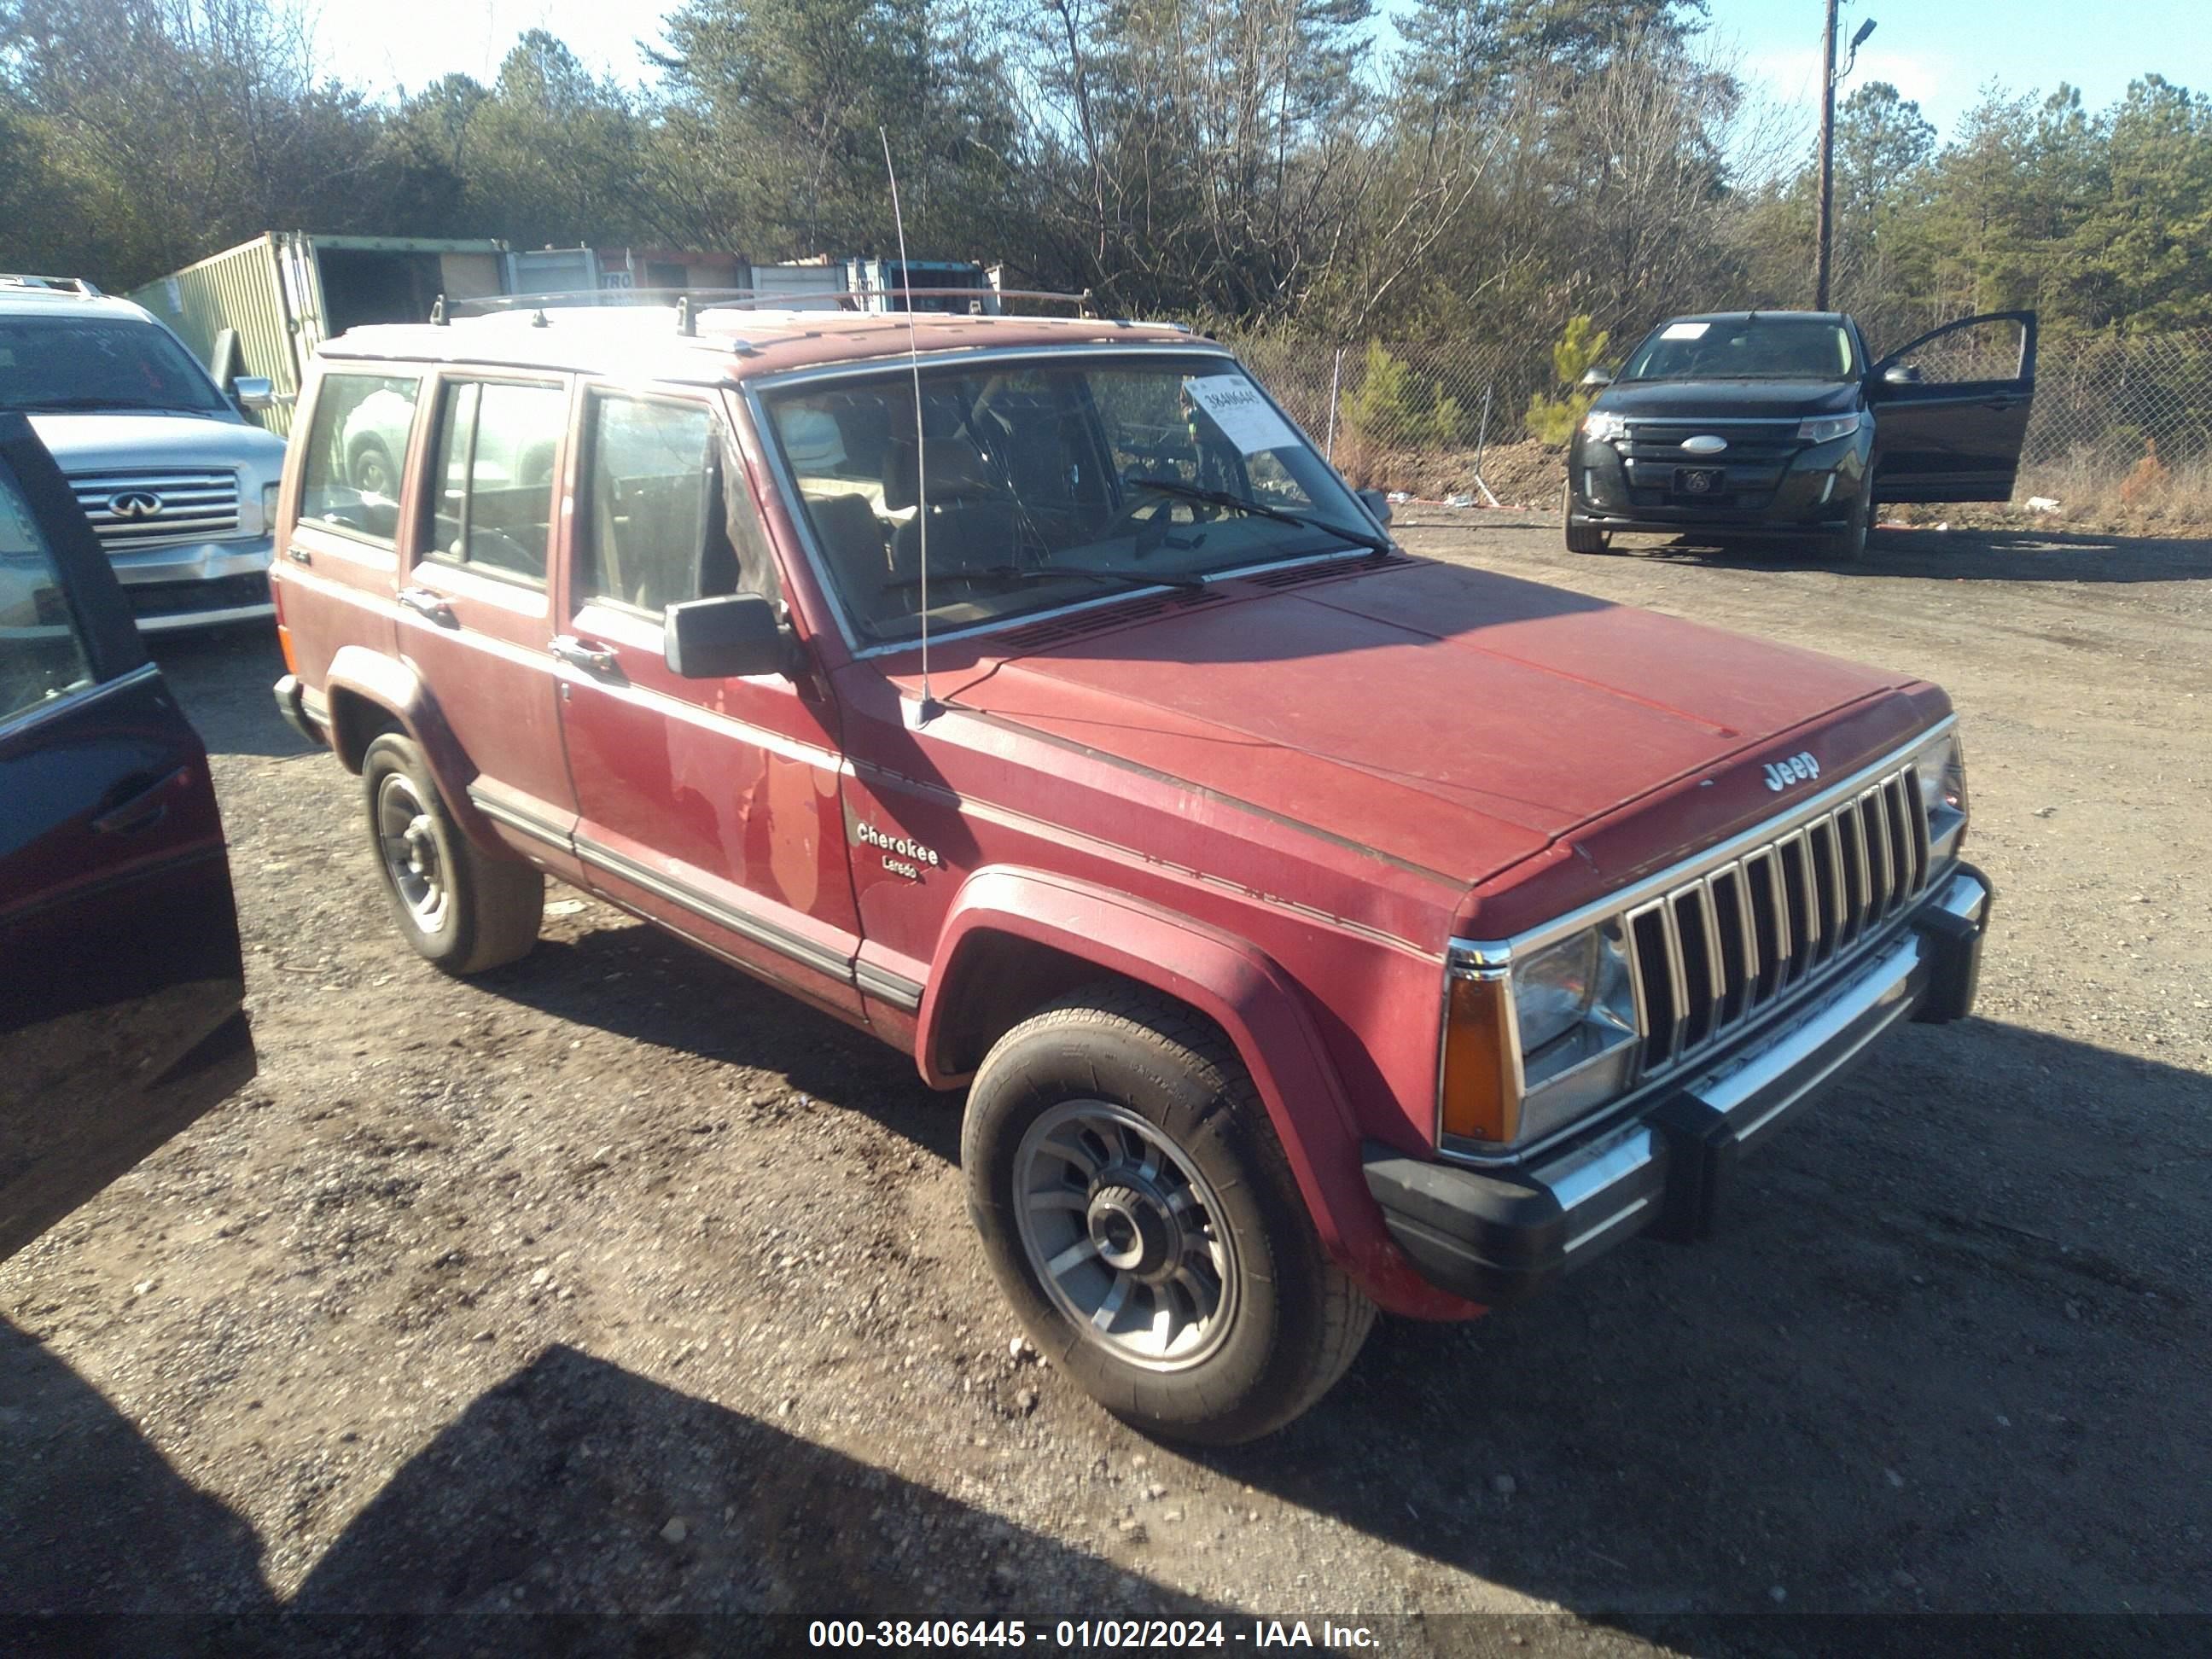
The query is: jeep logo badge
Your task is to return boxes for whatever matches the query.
[1762,751,1821,792]
[1680,435,1728,455]
[108,490,165,518]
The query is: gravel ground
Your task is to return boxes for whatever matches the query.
[3,516,2208,1650]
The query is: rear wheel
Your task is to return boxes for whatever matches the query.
[362,734,543,974]
[963,983,1374,1445]
[1563,482,1608,554]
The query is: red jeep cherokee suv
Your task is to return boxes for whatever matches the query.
[269,300,1989,1443]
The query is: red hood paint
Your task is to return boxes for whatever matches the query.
[927,557,1928,894]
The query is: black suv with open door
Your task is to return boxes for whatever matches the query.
[1564,310,2036,562]
[0,410,253,1260]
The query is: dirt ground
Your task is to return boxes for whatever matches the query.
[3,515,2208,1650]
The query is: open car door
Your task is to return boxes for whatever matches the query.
[0,412,253,1260]
[1866,311,2037,504]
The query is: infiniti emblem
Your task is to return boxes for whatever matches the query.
[1680,434,1728,455]
[108,490,165,518]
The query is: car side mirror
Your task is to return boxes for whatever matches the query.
[1355,486,1393,527]
[1880,364,1923,386]
[1579,367,1613,388]
[231,376,275,411]
[664,593,794,679]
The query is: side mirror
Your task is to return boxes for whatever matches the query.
[231,375,276,411]
[1579,367,1613,388]
[664,592,794,679]
[1880,364,1924,386]
[1355,486,1394,527]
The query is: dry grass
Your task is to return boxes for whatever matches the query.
[1331,435,1563,508]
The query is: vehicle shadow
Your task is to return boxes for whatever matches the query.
[1188,1014,2211,1626]
[1621,524,2212,584]
[474,922,963,1168]
[0,1331,1240,1648]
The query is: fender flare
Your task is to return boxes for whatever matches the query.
[323,647,499,849]
[921,866,1479,1319]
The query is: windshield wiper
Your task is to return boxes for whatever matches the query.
[1123,476,1393,556]
[883,562,1207,593]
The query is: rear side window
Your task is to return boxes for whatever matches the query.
[576,393,719,616]
[424,379,566,585]
[0,467,96,725]
[299,372,419,545]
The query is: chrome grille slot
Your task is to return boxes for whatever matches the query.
[68,469,242,549]
[1621,757,1939,1092]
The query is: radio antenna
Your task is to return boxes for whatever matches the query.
[882,126,941,722]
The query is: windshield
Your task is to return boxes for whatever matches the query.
[1619,317,1857,382]
[760,354,1377,644]
[0,317,230,416]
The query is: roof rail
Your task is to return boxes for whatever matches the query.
[446,285,1099,323]
[0,274,104,298]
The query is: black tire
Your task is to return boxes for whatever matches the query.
[361,734,543,974]
[963,981,1375,1445]
[1819,490,1871,563]
[1563,483,1608,554]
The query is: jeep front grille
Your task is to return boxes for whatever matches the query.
[69,469,242,549]
[1626,764,1930,1074]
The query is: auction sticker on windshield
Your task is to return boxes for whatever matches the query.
[1661,321,1710,340]
[1184,374,1300,456]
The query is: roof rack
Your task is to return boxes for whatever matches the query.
[445,285,1100,325]
[0,274,104,297]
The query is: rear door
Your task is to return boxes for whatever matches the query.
[397,371,579,853]
[1867,311,2038,503]
[0,413,252,1260]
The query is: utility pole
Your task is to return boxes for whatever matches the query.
[1813,0,1839,310]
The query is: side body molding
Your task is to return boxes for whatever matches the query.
[919,867,1480,1320]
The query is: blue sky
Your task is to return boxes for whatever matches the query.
[317,0,2208,148]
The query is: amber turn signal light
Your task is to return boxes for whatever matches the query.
[1440,973,1518,1145]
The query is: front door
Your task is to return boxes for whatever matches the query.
[552,386,864,1017]
[397,372,578,852]
[1867,311,2038,503]
[0,415,252,1260]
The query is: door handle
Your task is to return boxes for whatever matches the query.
[398,586,457,626]
[92,765,192,836]
[286,545,312,565]
[550,635,619,675]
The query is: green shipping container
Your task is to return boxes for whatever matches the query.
[131,233,508,436]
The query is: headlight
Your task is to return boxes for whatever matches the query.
[262,481,282,532]
[1581,410,1628,445]
[1916,729,1969,847]
[1440,921,1640,1150]
[1796,412,1862,444]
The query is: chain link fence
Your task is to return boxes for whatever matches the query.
[1221,324,2212,519]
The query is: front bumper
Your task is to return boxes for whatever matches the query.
[109,537,276,632]
[1365,864,1991,1307]
[1570,434,1867,538]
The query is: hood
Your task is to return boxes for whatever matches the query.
[1595,378,1858,420]
[939,558,1922,890]
[26,411,288,479]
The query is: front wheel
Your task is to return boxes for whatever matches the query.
[963,984,1374,1445]
[1819,490,1871,563]
[362,734,544,974]
[1563,482,1608,554]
